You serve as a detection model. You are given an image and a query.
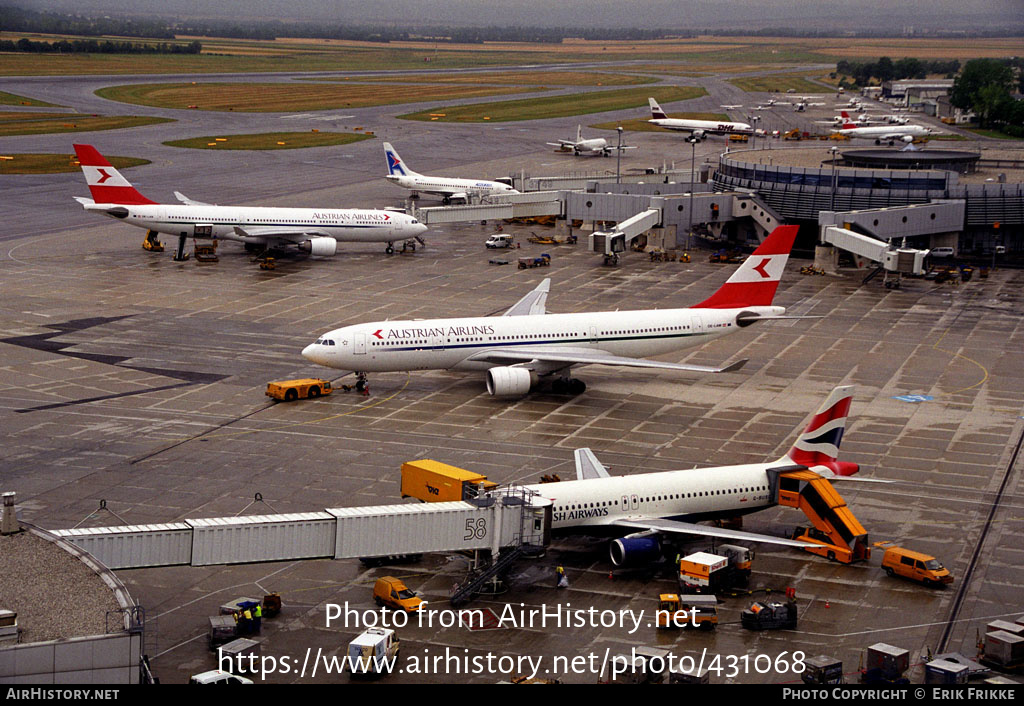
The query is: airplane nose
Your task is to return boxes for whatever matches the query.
[301,343,318,362]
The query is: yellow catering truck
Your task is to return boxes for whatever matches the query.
[401,460,497,502]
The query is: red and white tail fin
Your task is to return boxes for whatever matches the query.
[73,144,156,205]
[781,385,859,477]
[693,225,799,309]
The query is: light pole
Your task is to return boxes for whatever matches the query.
[830,146,839,212]
[616,126,623,184]
[686,136,699,251]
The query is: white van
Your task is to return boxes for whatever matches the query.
[929,247,955,258]
[189,669,253,684]
[485,234,514,249]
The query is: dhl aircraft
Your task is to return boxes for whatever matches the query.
[303,225,800,396]
[383,142,518,204]
[73,144,427,257]
[647,97,753,140]
[524,385,872,565]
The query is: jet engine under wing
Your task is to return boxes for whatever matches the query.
[503,278,550,316]
[613,517,812,549]
[575,448,611,480]
[466,346,747,374]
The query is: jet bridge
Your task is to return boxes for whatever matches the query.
[413,191,563,226]
[589,207,662,264]
[822,226,927,285]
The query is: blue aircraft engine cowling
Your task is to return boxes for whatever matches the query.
[609,534,662,567]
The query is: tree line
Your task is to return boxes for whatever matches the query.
[950,58,1024,136]
[0,37,202,55]
[835,57,962,87]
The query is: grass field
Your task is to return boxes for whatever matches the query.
[0,90,61,107]
[399,86,705,123]
[0,153,148,175]
[95,81,542,112]
[0,112,173,137]
[338,70,658,86]
[4,34,1020,78]
[727,74,833,94]
[163,131,375,150]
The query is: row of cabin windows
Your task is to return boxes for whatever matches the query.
[555,485,769,511]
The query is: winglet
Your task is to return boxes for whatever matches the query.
[503,278,550,317]
[575,448,611,480]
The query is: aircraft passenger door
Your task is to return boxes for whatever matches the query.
[691,315,704,335]
[630,494,639,511]
[430,334,445,351]
[620,495,629,515]
[354,333,366,356]
[590,325,598,345]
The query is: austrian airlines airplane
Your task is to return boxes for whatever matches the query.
[648,97,753,140]
[73,144,427,257]
[836,121,932,144]
[383,142,518,204]
[303,225,799,396]
[522,385,864,565]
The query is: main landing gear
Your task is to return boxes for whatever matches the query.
[551,377,586,395]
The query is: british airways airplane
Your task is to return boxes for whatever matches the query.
[521,385,868,565]
[382,142,518,204]
[302,225,800,396]
[73,144,427,257]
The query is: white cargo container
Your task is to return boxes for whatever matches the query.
[188,513,335,566]
[52,523,192,569]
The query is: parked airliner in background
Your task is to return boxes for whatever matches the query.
[647,98,753,140]
[546,125,637,157]
[836,121,933,144]
[73,144,427,257]
[523,385,868,565]
[383,142,518,204]
[303,226,800,396]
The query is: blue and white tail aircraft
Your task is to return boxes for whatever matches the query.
[303,225,801,396]
[383,142,518,204]
[523,385,872,565]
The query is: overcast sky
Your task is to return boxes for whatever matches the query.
[13,0,1024,32]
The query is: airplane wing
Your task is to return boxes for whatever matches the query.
[574,448,611,480]
[232,225,331,242]
[546,141,575,149]
[502,278,550,316]
[612,516,812,549]
[174,191,213,206]
[465,345,747,374]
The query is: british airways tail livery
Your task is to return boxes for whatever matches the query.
[73,144,427,258]
[303,225,800,397]
[521,385,868,566]
[382,142,518,204]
